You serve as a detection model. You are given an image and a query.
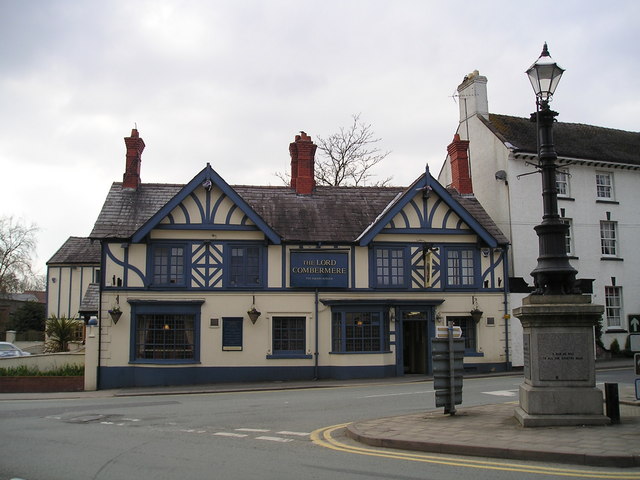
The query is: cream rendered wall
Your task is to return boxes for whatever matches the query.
[47,264,99,318]
[98,289,398,369]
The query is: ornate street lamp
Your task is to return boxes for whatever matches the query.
[526,43,578,295]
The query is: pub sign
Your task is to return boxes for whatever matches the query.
[290,251,348,288]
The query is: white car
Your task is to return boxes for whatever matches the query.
[0,342,32,358]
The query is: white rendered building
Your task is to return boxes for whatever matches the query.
[439,71,640,363]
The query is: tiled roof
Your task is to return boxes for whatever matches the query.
[89,183,182,239]
[79,283,100,313]
[47,236,101,264]
[481,114,640,166]
[234,185,406,242]
[89,182,507,245]
[448,189,509,245]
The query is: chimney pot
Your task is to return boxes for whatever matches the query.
[123,128,145,190]
[447,134,473,195]
[289,132,317,194]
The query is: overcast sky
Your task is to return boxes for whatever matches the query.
[1,0,637,277]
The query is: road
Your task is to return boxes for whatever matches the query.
[0,369,637,480]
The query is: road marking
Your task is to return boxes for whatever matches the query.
[311,424,640,479]
[482,390,518,397]
[277,431,311,436]
[213,432,248,438]
[360,390,434,398]
[256,436,294,443]
[235,428,270,432]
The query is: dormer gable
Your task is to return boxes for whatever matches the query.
[357,166,501,248]
[131,164,281,244]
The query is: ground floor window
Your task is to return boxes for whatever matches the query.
[332,309,389,353]
[449,316,477,352]
[222,317,243,351]
[272,316,306,355]
[130,301,201,363]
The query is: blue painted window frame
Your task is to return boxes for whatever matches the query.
[373,246,408,288]
[222,317,243,350]
[444,247,477,289]
[226,243,265,288]
[448,315,482,356]
[269,316,311,358]
[150,243,187,287]
[331,307,390,354]
[129,301,202,364]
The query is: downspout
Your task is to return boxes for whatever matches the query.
[502,246,511,371]
[97,241,103,390]
[314,289,319,380]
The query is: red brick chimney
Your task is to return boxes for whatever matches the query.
[123,128,145,190]
[289,131,317,194]
[447,134,473,195]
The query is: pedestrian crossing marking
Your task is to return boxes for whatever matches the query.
[256,436,294,443]
[214,432,248,438]
[482,389,518,397]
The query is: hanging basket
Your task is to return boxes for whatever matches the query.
[247,309,261,324]
[109,311,122,324]
[470,309,483,323]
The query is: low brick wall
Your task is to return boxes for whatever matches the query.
[0,376,84,393]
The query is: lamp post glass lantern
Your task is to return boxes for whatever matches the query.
[526,43,578,295]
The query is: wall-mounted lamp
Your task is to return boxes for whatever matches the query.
[88,316,98,338]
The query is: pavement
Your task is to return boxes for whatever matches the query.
[1,358,638,468]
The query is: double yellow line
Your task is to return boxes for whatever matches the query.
[311,423,640,479]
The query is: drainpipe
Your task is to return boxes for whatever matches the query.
[502,246,511,371]
[97,242,104,390]
[314,289,319,380]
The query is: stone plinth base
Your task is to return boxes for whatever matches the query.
[513,294,606,427]
[515,383,609,427]
[514,407,610,427]
[519,383,604,415]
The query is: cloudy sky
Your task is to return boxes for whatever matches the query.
[0,0,637,277]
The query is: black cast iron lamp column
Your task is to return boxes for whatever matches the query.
[526,43,578,295]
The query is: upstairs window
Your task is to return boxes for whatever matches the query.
[604,286,622,328]
[375,247,406,287]
[228,245,262,287]
[152,245,185,286]
[600,221,618,257]
[446,248,476,287]
[596,172,614,200]
[560,217,574,256]
[556,169,570,197]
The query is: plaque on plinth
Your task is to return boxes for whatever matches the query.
[513,294,609,427]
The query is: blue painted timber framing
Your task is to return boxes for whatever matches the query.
[357,167,498,248]
[131,164,280,244]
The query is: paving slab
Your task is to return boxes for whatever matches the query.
[346,402,640,468]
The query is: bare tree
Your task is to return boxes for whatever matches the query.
[0,216,39,294]
[275,114,392,187]
[315,114,392,187]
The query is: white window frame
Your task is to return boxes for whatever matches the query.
[600,220,618,257]
[604,286,622,328]
[556,169,570,197]
[596,171,614,200]
[561,217,573,256]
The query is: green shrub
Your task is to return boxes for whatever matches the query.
[0,364,83,377]
[45,315,81,353]
[610,338,621,356]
